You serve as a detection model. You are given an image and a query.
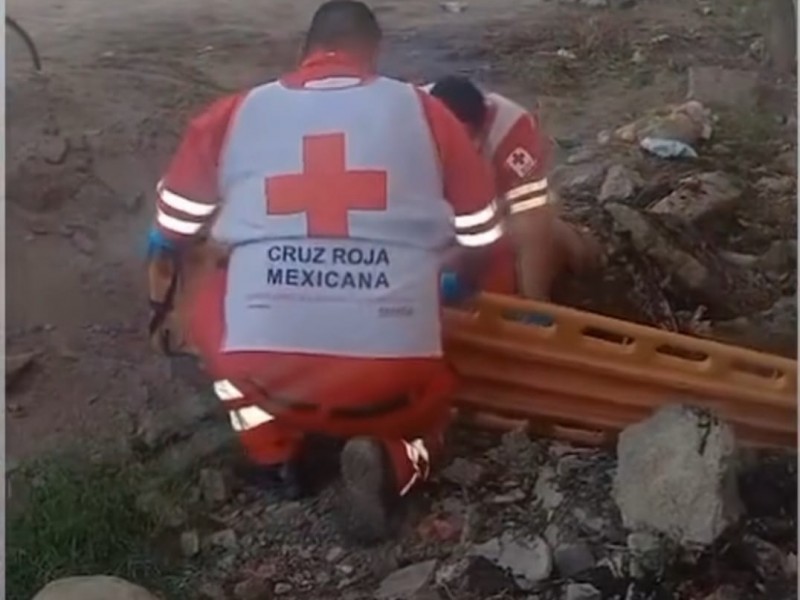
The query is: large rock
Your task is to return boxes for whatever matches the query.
[687,66,760,109]
[33,576,159,600]
[649,172,741,224]
[613,405,743,546]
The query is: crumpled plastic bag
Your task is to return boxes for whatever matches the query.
[640,137,699,159]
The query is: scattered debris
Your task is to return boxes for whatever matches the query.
[614,405,743,546]
[615,101,712,147]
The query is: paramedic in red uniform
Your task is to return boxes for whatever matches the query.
[426,77,598,301]
[149,1,501,542]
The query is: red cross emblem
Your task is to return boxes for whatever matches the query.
[505,147,536,178]
[265,133,388,238]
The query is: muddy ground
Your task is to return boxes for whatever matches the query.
[5,0,798,597]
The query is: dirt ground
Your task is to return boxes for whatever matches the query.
[5,0,796,466]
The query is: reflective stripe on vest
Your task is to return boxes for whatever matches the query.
[214,77,451,357]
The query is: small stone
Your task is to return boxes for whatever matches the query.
[326,546,345,563]
[743,534,789,581]
[545,523,562,547]
[199,468,230,505]
[687,66,760,109]
[551,163,608,199]
[785,552,797,576]
[40,136,71,165]
[703,585,741,600]
[376,560,437,600]
[533,467,564,512]
[208,528,238,550]
[554,542,595,577]
[69,229,96,255]
[564,583,602,600]
[32,576,159,600]
[471,532,553,585]
[135,490,188,528]
[627,531,667,577]
[273,582,292,595]
[337,564,355,576]
[599,164,642,203]
[417,513,463,542]
[490,489,526,504]
[613,405,742,546]
[441,458,485,487]
[198,582,227,600]
[233,577,270,600]
[180,530,201,557]
[440,1,467,12]
[435,558,470,586]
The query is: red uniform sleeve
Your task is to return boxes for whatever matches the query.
[416,89,503,249]
[492,111,553,216]
[155,93,246,241]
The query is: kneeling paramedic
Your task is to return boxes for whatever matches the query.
[146,0,501,542]
[427,77,599,306]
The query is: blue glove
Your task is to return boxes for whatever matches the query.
[145,226,177,259]
[440,270,476,305]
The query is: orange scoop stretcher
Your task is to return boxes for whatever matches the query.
[443,294,798,449]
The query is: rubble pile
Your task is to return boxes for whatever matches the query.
[81,404,791,600]
[547,69,796,356]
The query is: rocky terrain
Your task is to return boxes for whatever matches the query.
[6,0,797,598]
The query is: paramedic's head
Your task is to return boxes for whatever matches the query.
[303,1,382,64]
[430,76,487,141]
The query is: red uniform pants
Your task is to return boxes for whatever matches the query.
[186,270,456,495]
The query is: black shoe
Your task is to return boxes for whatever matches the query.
[237,434,345,501]
[337,437,401,544]
[238,461,306,501]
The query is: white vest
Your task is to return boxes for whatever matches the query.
[420,84,526,162]
[212,77,455,357]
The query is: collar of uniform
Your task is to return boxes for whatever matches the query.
[281,50,375,88]
[479,99,498,149]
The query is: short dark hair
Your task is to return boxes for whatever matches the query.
[429,76,487,130]
[303,1,382,54]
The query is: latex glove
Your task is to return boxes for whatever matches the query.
[440,270,477,305]
[146,226,177,258]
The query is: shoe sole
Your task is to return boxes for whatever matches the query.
[338,437,394,543]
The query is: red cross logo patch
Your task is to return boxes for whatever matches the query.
[505,147,537,179]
